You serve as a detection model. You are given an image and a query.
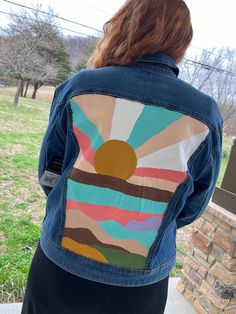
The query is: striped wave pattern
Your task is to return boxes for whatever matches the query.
[61,94,209,269]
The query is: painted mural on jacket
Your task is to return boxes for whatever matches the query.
[61,94,209,269]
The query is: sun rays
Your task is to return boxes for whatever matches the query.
[61,94,209,269]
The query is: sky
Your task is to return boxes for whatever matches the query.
[0,0,236,57]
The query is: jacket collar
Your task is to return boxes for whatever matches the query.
[137,52,179,76]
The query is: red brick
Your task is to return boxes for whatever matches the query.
[183,263,191,275]
[187,242,194,254]
[209,305,219,314]
[179,269,186,283]
[202,211,214,222]
[211,244,226,259]
[184,287,195,305]
[200,281,230,309]
[206,271,216,286]
[180,270,197,291]
[198,295,212,312]
[176,279,186,294]
[222,254,236,271]
[198,266,207,279]
[192,230,212,254]
[208,255,216,266]
[194,251,211,268]
[192,217,205,230]
[211,263,236,286]
[194,247,208,261]
[185,256,200,271]
[221,307,236,314]
[188,269,202,286]
[214,228,236,257]
[202,221,217,238]
[214,217,232,232]
[194,300,208,314]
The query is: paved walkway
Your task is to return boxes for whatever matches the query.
[0,278,195,314]
[165,278,195,313]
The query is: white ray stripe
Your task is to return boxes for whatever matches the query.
[109,98,144,141]
[137,130,209,172]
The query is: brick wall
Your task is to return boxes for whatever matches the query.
[177,202,236,313]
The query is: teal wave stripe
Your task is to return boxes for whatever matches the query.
[127,106,183,150]
[97,220,157,248]
[67,179,167,215]
[70,99,104,151]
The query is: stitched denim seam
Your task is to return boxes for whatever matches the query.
[41,241,175,286]
[146,136,211,266]
[57,89,218,134]
[145,181,188,268]
[134,65,176,76]
[58,102,80,242]
[41,228,175,276]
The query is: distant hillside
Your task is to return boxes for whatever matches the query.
[64,35,99,70]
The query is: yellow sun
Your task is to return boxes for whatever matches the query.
[94,140,137,180]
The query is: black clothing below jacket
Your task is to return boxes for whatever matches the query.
[21,241,169,314]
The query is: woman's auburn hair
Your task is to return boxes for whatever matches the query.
[88,0,193,68]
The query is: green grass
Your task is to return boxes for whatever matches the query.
[216,136,233,187]
[217,158,228,186]
[0,88,233,301]
[0,91,48,303]
[0,215,41,303]
[177,245,187,257]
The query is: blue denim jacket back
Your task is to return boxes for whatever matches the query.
[38,52,222,286]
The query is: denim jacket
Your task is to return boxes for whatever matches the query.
[38,52,223,287]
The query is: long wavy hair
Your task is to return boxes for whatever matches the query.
[88,0,193,68]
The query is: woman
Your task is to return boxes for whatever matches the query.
[21,0,222,313]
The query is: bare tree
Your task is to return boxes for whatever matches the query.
[207,49,236,125]
[180,48,236,127]
[31,60,58,99]
[65,35,99,71]
[0,4,70,105]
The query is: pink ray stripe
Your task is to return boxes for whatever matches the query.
[134,167,187,184]
[66,200,164,225]
[73,125,95,165]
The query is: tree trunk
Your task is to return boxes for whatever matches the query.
[32,83,39,99]
[13,78,23,107]
[20,81,24,97]
[32,82,43,99]
[23,79,30,97]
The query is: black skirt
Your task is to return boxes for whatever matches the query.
[21,241,169,314]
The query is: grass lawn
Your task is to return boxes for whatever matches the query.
[0,88,51,303]
[0,87,233,303]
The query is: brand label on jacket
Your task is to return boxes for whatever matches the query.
[39,155,63,188]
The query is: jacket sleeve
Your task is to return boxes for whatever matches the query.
[38,87,67,196]
[176,130,222,229]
